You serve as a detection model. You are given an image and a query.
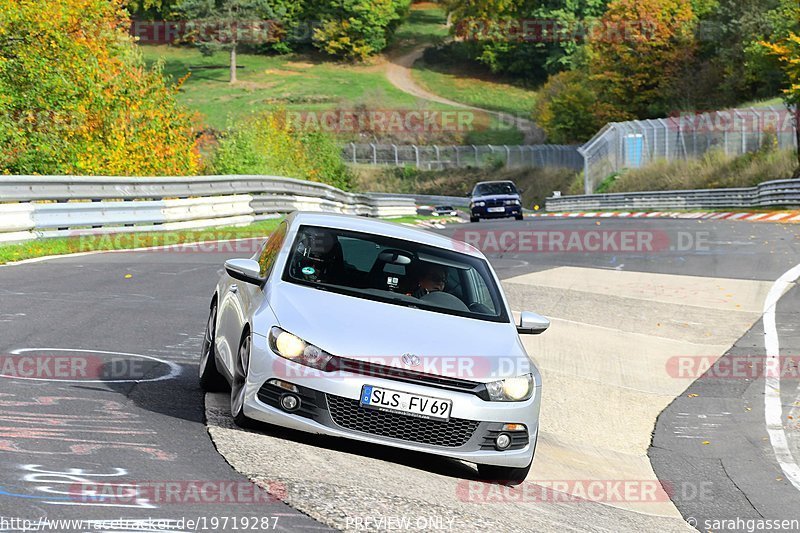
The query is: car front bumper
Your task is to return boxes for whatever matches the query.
[242,333,541,468]
[471,206,522,219]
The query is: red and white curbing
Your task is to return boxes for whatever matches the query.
[529,211,800,223]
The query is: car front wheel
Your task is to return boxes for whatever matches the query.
[470,216,479,223]
[231,332,256,428]
[477,460,532,486]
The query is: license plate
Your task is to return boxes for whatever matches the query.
[360,385,452,421]
[487,207,505,213]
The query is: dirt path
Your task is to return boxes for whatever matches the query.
[385,45,545,144]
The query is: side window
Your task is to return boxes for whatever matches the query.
[467,268,497,313]
[258,222,288,278]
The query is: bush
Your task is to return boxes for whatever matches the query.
[210,111,353,190]
[310,0,411,61]
[603,148,797,193]
[0,0,199,175]
[533,71,605,144]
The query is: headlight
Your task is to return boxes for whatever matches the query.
[268,327,334,371]
[485,374,534,401]
[472,201,486,207]
[504,199,521,205]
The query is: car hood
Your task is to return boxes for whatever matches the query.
[268,282,529,382]
[471,194,520,203]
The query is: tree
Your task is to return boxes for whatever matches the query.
[0,0,199,175]
[445,0,609,79]
[588,0,696,119]
[532,70,604,143]
[763,33,800,176]
[176,0,278,83]
[308,0,411,61]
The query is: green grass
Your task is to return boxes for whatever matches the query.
[140,44,521,144]
[412,61,539,118]
[389,5,449,55]
[141,45,422,130]
[738,96,785,108]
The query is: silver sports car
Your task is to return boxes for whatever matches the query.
[200,212,549,483]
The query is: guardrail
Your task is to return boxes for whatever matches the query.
[367,192,470,208]
[0,176,417,243]
[545,178,800,212]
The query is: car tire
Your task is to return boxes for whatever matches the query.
[231,331,257,428]
[515,214,524,221]
[199,302,227,392]
[477,460,532,486]
[470,216,479,223]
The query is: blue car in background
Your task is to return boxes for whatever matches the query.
[469,180,524,223]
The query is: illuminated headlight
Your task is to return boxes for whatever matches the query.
[485,374,534,401]
[472,201,486,207]
[504,199,521,205]
[268,327,334,371]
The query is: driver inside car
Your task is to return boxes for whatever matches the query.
[410,264,447,299]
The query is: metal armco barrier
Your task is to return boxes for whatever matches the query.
[0,176,416,243]
[545,178,800,212]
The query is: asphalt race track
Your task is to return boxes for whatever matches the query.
[1,216,799,532]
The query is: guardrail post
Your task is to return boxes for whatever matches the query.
[434,145,440,167]
[350,142,357,164]
[472,145,478,165]
[393,144,399,166]
[455,146,461,166]
[370,143,377,165]
[413,145,420,168]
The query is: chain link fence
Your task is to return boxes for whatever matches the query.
[579,107,799,194]
[343,143,583,171]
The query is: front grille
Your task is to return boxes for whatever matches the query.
[326,394,479,447]
[331,357,481,395]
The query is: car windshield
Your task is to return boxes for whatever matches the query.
[437,206,454,211]
[474,183,518,196]
[283,225,509,323]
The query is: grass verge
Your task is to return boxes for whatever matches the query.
[586,147,798,195]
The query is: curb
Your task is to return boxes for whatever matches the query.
[529,211,800,223]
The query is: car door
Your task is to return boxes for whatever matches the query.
[217,222,288,375]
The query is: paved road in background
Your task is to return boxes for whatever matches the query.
[0,217,798,531]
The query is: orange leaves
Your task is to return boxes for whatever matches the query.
[0,0,199,176]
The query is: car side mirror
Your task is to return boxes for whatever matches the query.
[517,311,550,335]
[465,192,472,198]
[225,259,264,286]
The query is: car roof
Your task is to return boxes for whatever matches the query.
[285,212,483,258]
[475,180,516,186]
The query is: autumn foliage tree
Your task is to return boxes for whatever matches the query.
[763,32,800,176]
[0,0,199,175]
[587,0,696,119]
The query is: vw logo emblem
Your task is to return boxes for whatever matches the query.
[401,353,421,367]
